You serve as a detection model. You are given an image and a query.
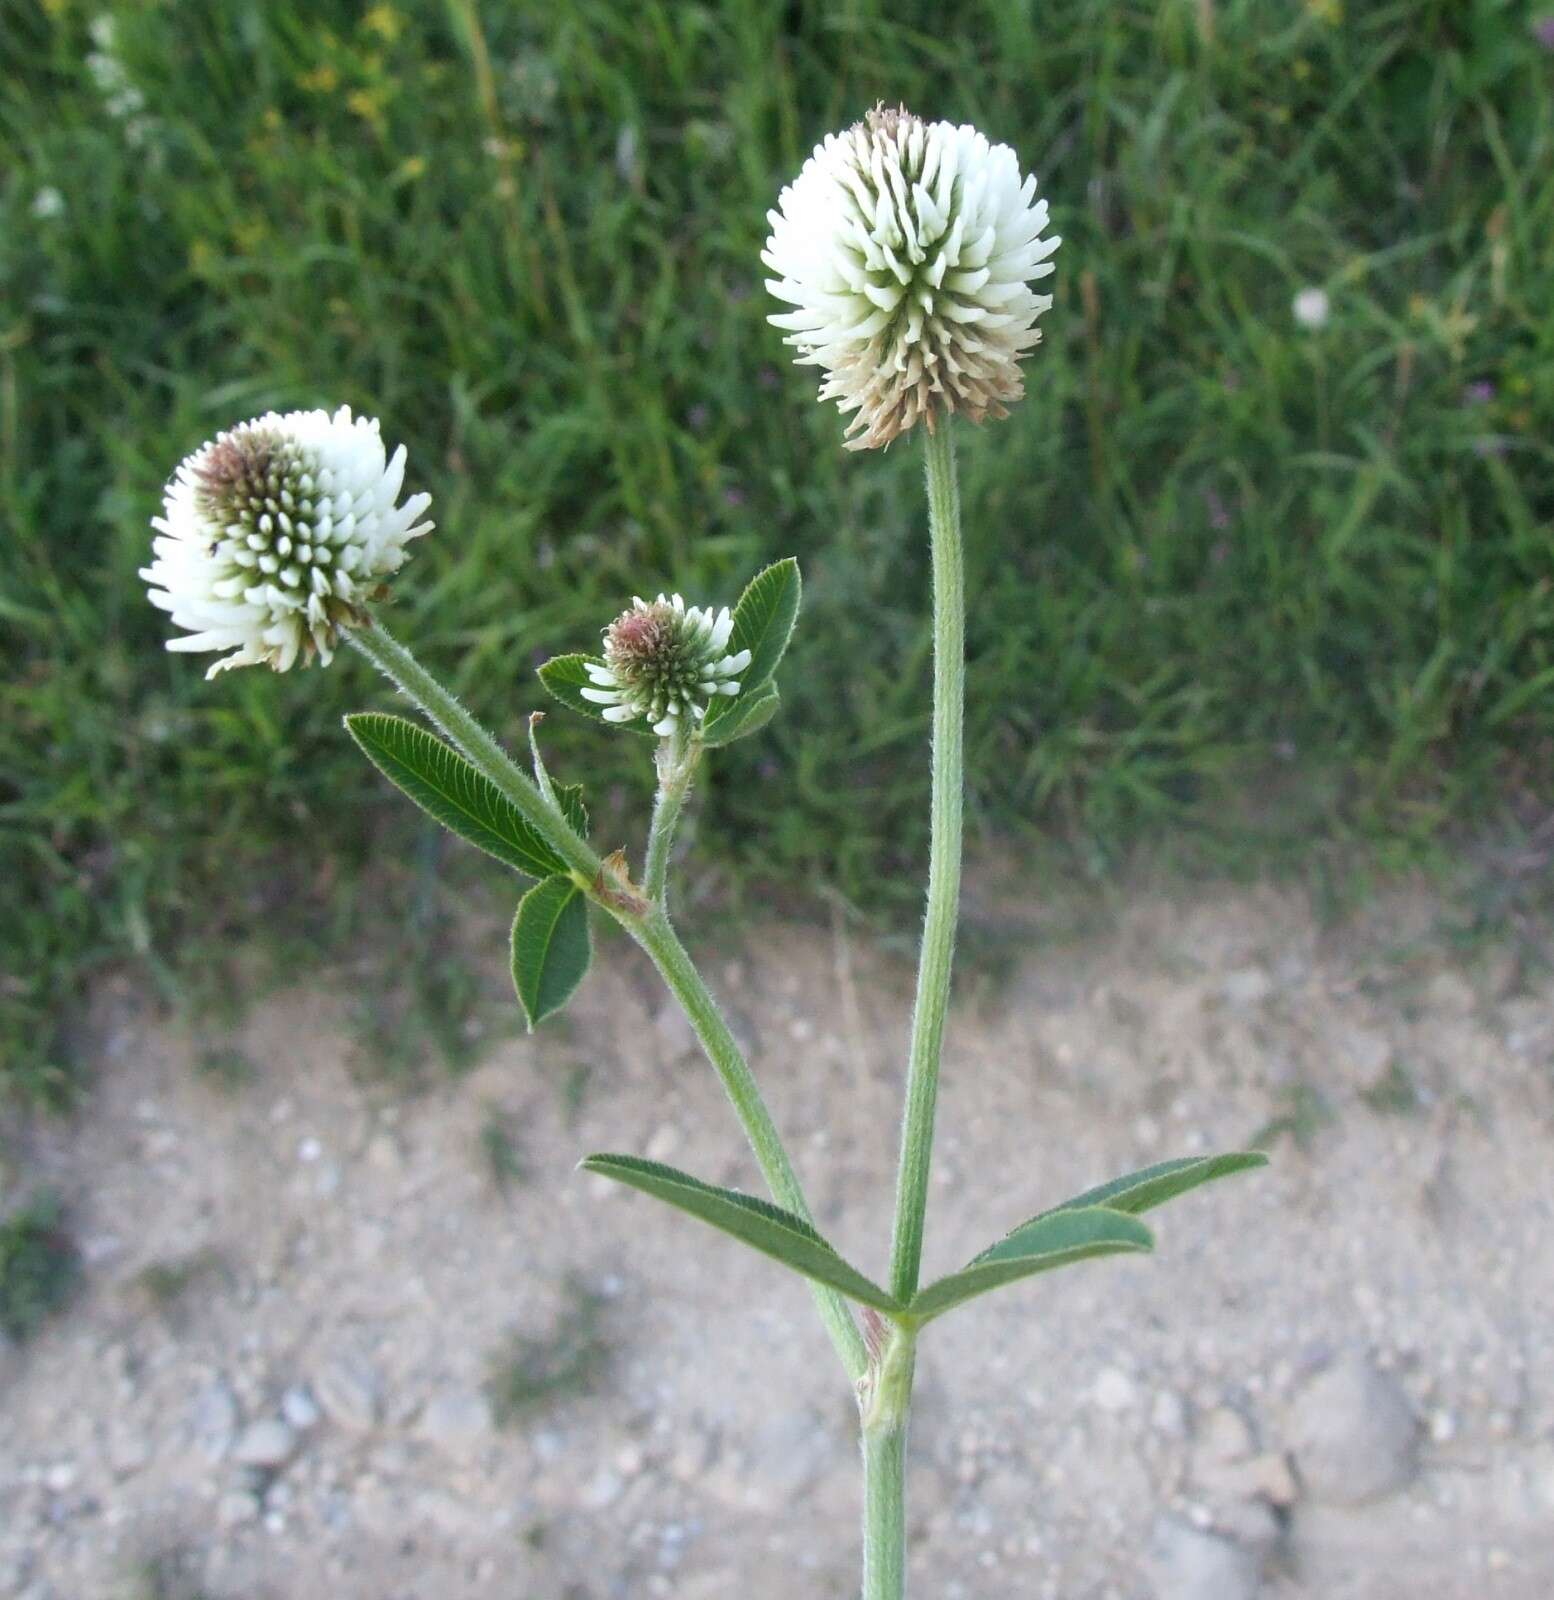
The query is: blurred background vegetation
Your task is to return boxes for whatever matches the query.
[3,0,1553,1108]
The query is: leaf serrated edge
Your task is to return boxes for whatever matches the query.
[346,711,568,879]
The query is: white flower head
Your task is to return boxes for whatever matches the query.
[1293,286,1330,330]
[581,594,751,736]
[764,104,1060,449]
[142,406,433,677]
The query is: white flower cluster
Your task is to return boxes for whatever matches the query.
[764,105,1060,448]
[87,14,154,147]
[142,406,432,676]
[582,594,750,736]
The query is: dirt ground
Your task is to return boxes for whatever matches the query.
[4,875,1553,1599]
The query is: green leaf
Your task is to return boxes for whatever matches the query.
[537,655,655,736]
[700,684,780,747]
[704,559,800,741]
[510,874,592,1029]
[1039,1152,1268,1219]
[346,712,569,879]
[911,1207,1153,1322]
[580,1154,902,1314]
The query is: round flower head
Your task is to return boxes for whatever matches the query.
[142,406,433,677]
[581,595,751,736]
[764,105,1060,449]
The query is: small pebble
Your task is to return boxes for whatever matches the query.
[315,1358,382,1433]
[580,1467,624,1509]
[217,1490,261,1528]
[234,1419,296,1470]
[282,1385,321,1431]
[1146,1513,1262,1600]
[416,1390,492,1459]
[192,1378,239,1463]
[1287,1348,1418,1506]
[1092,1367,1138,1413]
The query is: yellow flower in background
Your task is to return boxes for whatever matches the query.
[347,86,389,130]
[297,63,340,94]
[362,5,406,43]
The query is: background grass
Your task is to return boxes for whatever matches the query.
[3,0,1553,1107]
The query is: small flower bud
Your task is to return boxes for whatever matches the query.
[580,594,751,737]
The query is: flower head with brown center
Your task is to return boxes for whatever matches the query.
[581,594,751,736]
[764,105,1060,448]
[142,406,432,676]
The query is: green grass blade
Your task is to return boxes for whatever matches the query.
[911,1207,1153,1322]
[346,712,568,879]
[580,1154,902,1314]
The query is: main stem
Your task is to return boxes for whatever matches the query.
[887,422,964,1306]
[862,424,964,1600]
[861,1325,916,1599]
[631,911,869,1381]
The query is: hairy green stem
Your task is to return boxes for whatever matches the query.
[630,909,868,1381]
[350,622,862,1376]
[643,726,696,905]
[887,423,965,1307]
[862,1426,908,1595]
[861,1325,916,1599]
[348,622,598,881]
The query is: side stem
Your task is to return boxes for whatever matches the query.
[349,623,864,1378]
[886,422,965,1306]
[643,726,696,905]
[348,622,597,881]
[630,909,869,1382]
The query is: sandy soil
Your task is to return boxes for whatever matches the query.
[3,877,1553,1599]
